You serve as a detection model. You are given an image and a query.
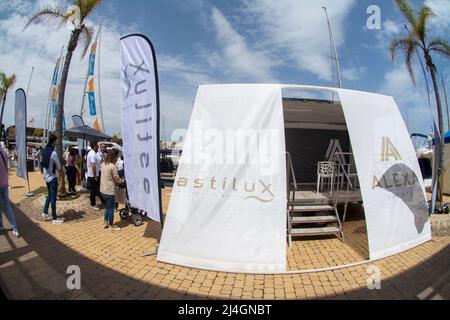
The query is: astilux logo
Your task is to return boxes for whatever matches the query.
[176,176,275,203]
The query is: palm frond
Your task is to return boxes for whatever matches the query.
[416,6,435,40]
[7,75,16,89]
[0,71,6,88]
[76,0,103,20]
[394,0,417,28]
[23,7,68,31]
[389,37,413,61]
[389,37,417,84]
[79,25,94,58]
[0,74,16,91]
[404,39,417,85]
[428,38,450,58]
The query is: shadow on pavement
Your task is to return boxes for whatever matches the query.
[0,203,198,300]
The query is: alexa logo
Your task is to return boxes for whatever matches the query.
[372,137,428,232]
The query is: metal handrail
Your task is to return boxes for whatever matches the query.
[332,152,360,224]
[333,152,354,190]
[286,152,297,190]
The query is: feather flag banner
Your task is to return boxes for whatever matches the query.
[93,118,100,131]
[52,58,60,85]
[50,58,61,118]
[88,42,97,76]
[87,78,96,116]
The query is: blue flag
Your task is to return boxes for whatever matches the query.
[88,92,96,116]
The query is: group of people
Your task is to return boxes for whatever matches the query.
[41,135,125,230]
[0,134,127,238]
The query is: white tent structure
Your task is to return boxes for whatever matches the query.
[157,84,431,273]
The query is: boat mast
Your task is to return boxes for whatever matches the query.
[97,18,105,133]
[26,66,34,97]
[322,6,342,91]
[442,75,449,131]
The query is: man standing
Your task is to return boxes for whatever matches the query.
[42,134,64,224]
[0,142,19,237]
[87,142,101,211]
[97,144,107,206]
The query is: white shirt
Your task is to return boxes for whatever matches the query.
[96,152,103,172]
[87,150,100,178]
[116,158,124,171]
[43,151,61,183]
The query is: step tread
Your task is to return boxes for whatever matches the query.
[290,226,341,236]
[291,204,335,212]
[291,215,338,224]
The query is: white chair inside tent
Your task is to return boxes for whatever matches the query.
[316,161,335,196]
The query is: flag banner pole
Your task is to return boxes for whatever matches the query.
[14,89,33,196]
[120,34,164,230]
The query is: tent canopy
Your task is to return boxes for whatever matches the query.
[64,125,111,141]
[157,84,431,273]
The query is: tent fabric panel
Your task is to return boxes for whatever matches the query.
[337,89,431,260]
[157,84,287,273]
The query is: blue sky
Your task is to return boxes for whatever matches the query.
[0,0,449,138]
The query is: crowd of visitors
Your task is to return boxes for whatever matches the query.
[42,137,124,230]
[0,135,127,235]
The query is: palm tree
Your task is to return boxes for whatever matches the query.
[0,71,17,136]
[24,0,102,194]
[390,0,450,203]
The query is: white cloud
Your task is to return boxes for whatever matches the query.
[425,0,450,35]
[0,0,204,136]
[381,20,401,37]
[380,63,436,134]
[208,6,277,83]
[341,67,366,82]
[241,0,356,82]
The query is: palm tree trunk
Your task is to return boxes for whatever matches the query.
[0,92,6,131]
[427,56,445,204]
[55,30,81,195]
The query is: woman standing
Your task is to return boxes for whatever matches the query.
[100,149,124,230]
[65,148,78,193]
[0,143,19,237]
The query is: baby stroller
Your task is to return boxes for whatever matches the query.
[117,182,147,226]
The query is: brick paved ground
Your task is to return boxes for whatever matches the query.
[0,170,449,300]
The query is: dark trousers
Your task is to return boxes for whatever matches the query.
[88,177,99,206]
[98,172,105,205]
[43,179,58,220]
[66,166,76,192]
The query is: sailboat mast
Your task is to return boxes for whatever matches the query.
[322,6,342,89]
[26,66,34,97]
[442,75,449,131]
[97,18,105,133]
[54,55,65,133]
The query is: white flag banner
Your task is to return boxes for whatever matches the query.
[120,34,162,223]
[337,89,431,260]
[15,89,28,181]
[158,84,286,273]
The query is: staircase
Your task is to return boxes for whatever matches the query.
[286,153,344,248]
[287,203,344,248]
